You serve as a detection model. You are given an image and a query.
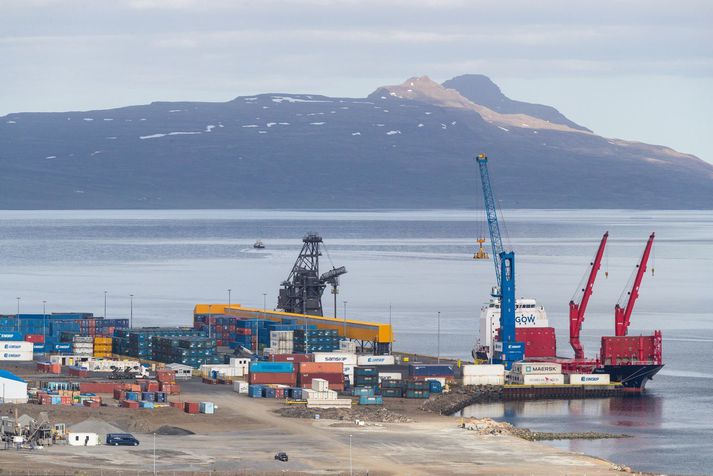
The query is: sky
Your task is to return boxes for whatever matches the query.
[1,0,712,162]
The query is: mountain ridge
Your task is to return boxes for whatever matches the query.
[1,74,712,210]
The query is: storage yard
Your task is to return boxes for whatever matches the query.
[0,308,638,475]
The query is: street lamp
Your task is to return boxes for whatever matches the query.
[103,291,108,318]
[42,300,47,342]
[389,304,393,353]
[153,432,156,475]
[228,289,231,308]
[15,297,20,332]
[129,294,134,329]
[349,434,353,476]
[343,301,348,339]
[437,311,441,363]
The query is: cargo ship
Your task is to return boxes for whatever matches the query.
[473,232,663,392]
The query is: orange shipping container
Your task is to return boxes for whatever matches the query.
[298,362,343,374]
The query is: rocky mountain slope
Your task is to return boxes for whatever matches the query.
[1,75,711,209]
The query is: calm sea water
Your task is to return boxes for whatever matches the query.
[0,209,711,474]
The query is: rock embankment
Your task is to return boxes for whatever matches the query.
[276,405,413,423]
[421,384,502,415]
[460,417,630,441]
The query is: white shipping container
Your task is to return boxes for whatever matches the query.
[567,374,610,385]
[340,340,357,353]
[509,373,565,385]
[463,364,505,377]
[357,355,395,366]
[1,341,33,353]
[511,362,562,375]
[378,372,402,382]
[463,375,505,386]
[311,378,329,392]
[0,350,33,361]
[307,399,351,409]
[314,352,357,365]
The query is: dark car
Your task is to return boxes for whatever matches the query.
[106,433,140,446]
[275,452,288,462]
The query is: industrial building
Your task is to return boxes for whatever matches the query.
[0,369,28,403]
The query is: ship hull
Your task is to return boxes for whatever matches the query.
[595,363,663,391]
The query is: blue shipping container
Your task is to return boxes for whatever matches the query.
[409,364,454,377]
[249,362,294,374]
[0,331,23,341]
[248,384,263,398]
[428,380,443,393]
[359,396,383,405]
[261,387,276,398]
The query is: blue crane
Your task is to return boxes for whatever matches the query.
[475,153,505,288]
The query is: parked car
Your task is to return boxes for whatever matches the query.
[274,452,288,462]
[106,433,140,446]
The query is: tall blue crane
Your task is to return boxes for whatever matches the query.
[475,153,505,288]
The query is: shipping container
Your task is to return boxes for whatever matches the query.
[298,362,343,374]
[463,375,505,386]
[566,373,610,385]
[462,364,505,377]
[508,373,565,385]
[199,401,215,414]
[249,372,296,386]
[357,355,395,366]
[184,402,200,414]
[359,395,383,405]
[510,362,562,375]
[408,364,454,377]
[313,352,357,365]
[249,361,294,374]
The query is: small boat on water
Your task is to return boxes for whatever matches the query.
[253,240,265,249]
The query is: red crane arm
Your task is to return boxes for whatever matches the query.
[569,232,608,359]
[615,232,655,336]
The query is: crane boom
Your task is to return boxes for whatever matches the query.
[569,232,608,359]
[615,232,655,336]
[476,153,505,287]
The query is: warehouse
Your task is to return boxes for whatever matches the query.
[0,369,28,403]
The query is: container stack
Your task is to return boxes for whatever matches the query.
[72,336,94,357]
[112,327,208,361]
[248,361,297,386]
[404,380,431,399]
[152,335,220,367]
[305,378,350,409]
[269,330,294,354]
[293,328,340,353]
[354,367,378,388]
[507,362,564,385]
[0,340,33,361]
[462,364,506,386]
[313,352,356,387]
[93,336,112,358]
[298,362,344,391]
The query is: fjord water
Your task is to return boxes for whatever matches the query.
[0,209,711,474]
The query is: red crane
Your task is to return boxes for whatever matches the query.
[615,232,655,336]
[569,232,608,360]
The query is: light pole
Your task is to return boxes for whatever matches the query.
[103,291,107,318]
[153,432,156,475]
[129,294,134,329]
[15,297,20,332]
[208,304,213,339]
[228,289,231,308]
[343,301,348,340]
[437,311,441,363]
[42,300,47,342]
[349,434,353,476]
[389,304,392,353]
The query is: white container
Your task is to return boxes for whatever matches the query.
[509,373,565,385]
[67,432,99,446]
[463,375,505,386]
[340,340,358,353]
[73,336,94,343]
[1,341,33,353]
[311,378,329,392]
[511,362,562,375]
[314,352,357,365]
[0,350,33,361]
[233,381,249,394]
[357,355,395,366]
[567,374,610,385]
[378,372,402,382]
[307,398,351,409]
[463,364,505,377]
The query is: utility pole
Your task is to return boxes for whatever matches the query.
[42,300,47,343]
[129,294,134,329]
[437,311,441,363]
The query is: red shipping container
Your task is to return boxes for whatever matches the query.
[601,335,658,365]
[271,353,313,363]
[274,388,285,399]
[169,401,182,408]
[156,369,177,383]
[184,402,200,414]
[25,334,45,343]
[298,362,343,374]
[516,327,557,358]
[61,396,72,405]
[80,382,118,394]
[249,372,297,386]
[121,399,139,409]
[160,383,181,395]
[83,400,101,408]
[298,371,344,388]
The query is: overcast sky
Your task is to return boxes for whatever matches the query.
[2,0,711,162]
